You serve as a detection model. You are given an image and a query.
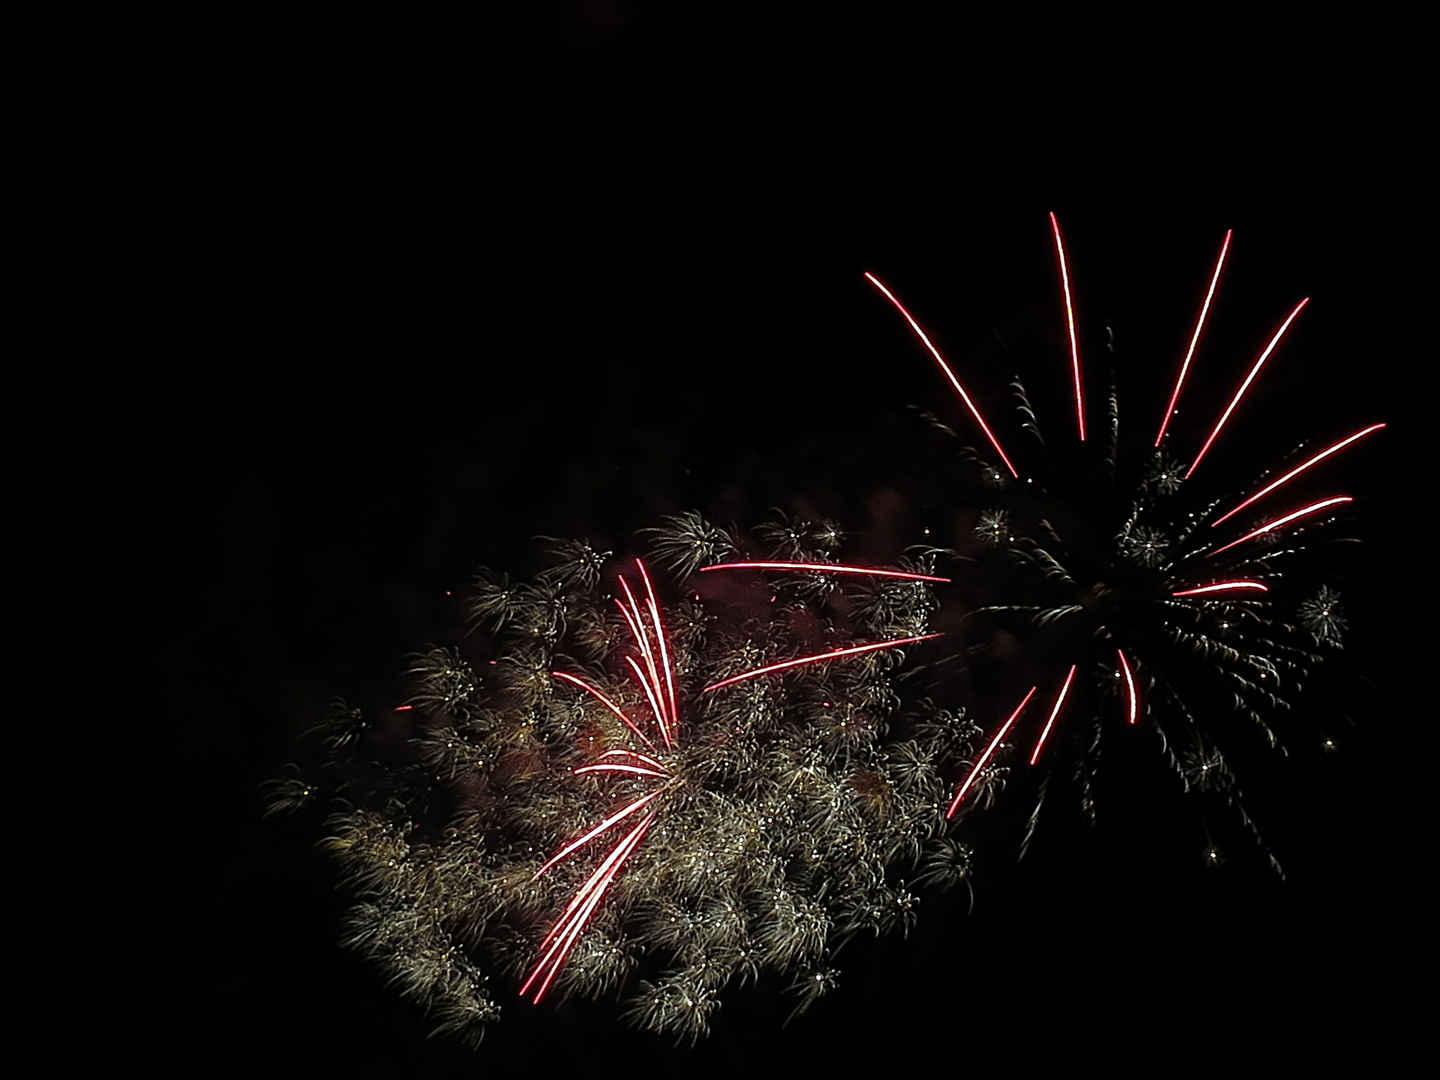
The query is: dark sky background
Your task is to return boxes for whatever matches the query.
[93,5,1419,1073]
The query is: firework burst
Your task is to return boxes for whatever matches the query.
[524,557,935,1005]
[867,217,1382,870]
[279,523,962,1043]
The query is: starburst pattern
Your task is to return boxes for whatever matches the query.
[867,217,1383,870]
[1298,585,1347,646]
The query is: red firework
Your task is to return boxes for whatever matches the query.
[867,217,1383,854]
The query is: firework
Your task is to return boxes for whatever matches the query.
[867,218,1382,870]
[278,521,963,1043]
[523,558,933,1004]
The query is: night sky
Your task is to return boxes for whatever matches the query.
[97,7,1418,1073]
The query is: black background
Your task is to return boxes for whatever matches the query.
[77,5,1418,1073]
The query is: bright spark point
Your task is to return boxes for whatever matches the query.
[1210,423,1386,527]
[864,272,1020,477]
[1208,496,1353,557]
[1186,297,1310,479]
[947,687,1036,818]
[1171,580,1270,597]
[1050,213,1085,441]
[703,634,941,692]
[1156,230,1232,447]
[700,561,951,583]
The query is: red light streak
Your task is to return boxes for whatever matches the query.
[1185,297,1310,479]
[624,656,670,748]
[699,561,951,583]
[1050,213,1085,441]
[637,560,679,737]
[533,789,664,879]
[946,687,1036,818]
[553,671,658,752]
[703,634,941,693]
[615,580,664,728]
[1117,649,1138,725]
[1171,580,1269,597]
[1029,665,1076,766]
[1210,423,1386,527]
[599,748,665,770]
[533,560,941,1006]
[1208,496,1353,557]
[521,812,656,1003]
[1156,230,1232,447]
[574,762,668,778]
[864,272,1020,478]
[526,561,683,997]
[616,572,675,749]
